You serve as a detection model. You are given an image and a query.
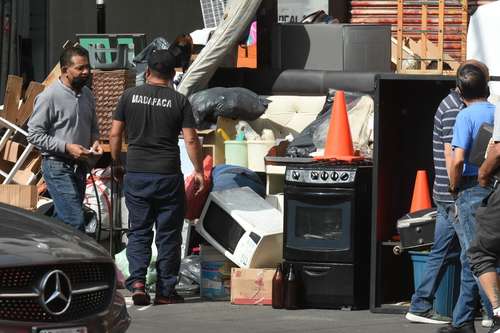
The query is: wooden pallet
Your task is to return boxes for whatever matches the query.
[396,0,468,74]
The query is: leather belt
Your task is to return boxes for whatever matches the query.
[461,175,477,182]
[43,155,80,165]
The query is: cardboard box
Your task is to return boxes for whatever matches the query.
[230,268,275,305]
[0,184,37,209]
[2,140,24,163]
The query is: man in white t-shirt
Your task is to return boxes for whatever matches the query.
[467,1,500,97]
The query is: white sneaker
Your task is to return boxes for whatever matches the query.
[405,311,451,324]
[483,318,494,328]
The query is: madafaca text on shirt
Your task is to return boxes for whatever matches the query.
[132,94,172,108]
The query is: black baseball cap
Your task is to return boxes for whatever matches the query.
[147,49,176,75]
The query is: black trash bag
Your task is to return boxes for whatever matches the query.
[189,87,270,129]
[133,37,170,64]
[133,37,170,86]
[285,90,366,157]
[168,34,193,72]
[301,10,339,24]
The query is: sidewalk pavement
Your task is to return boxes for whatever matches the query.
[124,294,490,333]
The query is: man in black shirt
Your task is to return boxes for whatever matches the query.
[110,50,204,306]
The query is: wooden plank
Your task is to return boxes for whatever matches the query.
[460,0,468,63]
[16,81,45,126]
[437,0,445,73]
[396,0,404,72]
[420,3,428,71]
[42,64,61,87]
[1,75,23,124]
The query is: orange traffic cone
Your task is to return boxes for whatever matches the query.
[315,90,362,162]
[410,170,432,213]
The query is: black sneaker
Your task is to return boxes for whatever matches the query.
[406,310,451,324]
[488,316,500,333]
[437,321,475,333]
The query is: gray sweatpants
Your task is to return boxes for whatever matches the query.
[468,185,500,277]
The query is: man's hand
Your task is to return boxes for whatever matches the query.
[478,142,500,187]
[193,171,205,196]
[90,141,104,155]
[478,170,490,187]
[66,143,91,160]
[112,163,125,183]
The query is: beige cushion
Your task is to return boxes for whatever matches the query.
[249,95,326,138]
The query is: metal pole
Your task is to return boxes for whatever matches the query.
[97,0,106,34]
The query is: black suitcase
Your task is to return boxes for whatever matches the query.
[469,122,500,180]
[470,122,493,167]
[397,208,436,251]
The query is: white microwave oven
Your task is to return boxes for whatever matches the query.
[196,187,283,268]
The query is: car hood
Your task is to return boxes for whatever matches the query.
[0,203,111,267]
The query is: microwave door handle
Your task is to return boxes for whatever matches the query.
[303,266,331,277]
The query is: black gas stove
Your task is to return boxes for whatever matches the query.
[285,161,371,187]
[283,161,373,309]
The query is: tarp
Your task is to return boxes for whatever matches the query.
[178,0,263,96]
[467,1,500,97]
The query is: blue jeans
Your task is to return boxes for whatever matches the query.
[409,201,461,317]
[41,159,87,231]
[455,185,493,322]
[410,195,492,326]
[124,172,185,297]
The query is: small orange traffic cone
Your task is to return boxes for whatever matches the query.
[410,170,432,213]
[315,90,362,162]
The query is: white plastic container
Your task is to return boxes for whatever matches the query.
[224,140,248,167]
[246,140,275,172]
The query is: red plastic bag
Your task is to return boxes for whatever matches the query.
[184,155,213,219]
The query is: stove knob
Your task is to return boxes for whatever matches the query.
[310,171,319,180]
[340,172,350,182]
[321,171,329,181]
[292,171,300,180]
[331,171,339,181]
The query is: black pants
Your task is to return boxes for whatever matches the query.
[124,172,185,297]
[468,185,500,277]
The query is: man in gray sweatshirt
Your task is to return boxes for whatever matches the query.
[27,46,102,231]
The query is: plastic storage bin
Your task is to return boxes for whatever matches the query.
[224,141,248,167]
[409,251,461,317]
[246,140,275,172]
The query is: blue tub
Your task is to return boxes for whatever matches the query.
[409,251,461,317]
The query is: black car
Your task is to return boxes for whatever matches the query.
[0,203,130,333]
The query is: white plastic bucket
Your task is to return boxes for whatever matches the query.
[246,140,275,172]
[224,140,248,167]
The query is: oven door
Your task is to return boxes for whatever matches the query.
[284,185,355,263]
